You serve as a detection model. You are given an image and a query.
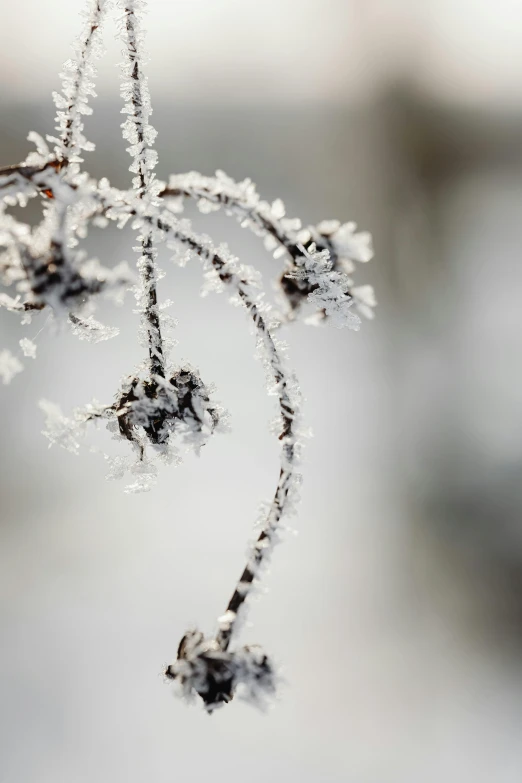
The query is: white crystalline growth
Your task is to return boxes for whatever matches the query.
[293,243,362,330]
[19,338,37,358]
[52,0,109,163]
[350,284,377,320]
[316,219,374,264]
[123,468,157,494]
[69,314,119,343]
[163,172,375,327]
[39,399,83,455]
[117,0,158,194]
[0,350,23,384]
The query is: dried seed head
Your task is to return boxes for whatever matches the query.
[115,366,221,449]
[165,630,276,713]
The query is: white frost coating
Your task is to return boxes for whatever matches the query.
[19,338,37,358]
[51,0,109,166]
[156,212,304,653]
[165,630,277,713]
[0,350,23,384]
[293,242,361,330]
[217,611,237,631]
[123,457,157,494]
[0,294,26,313]
[69,314,119,342]
[0,0,376,713]
[116,0,166,379]
[316,219,374,263]
[116,0,158,197]
[163,170,374,326]
[39,400,82,454]
[351,284,377,320]
[39,398,108,454]
[0,155,134,324]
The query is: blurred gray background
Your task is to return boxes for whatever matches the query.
[2,1,522,781]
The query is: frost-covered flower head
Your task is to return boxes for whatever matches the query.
[40,363,225,493]
[115,366,222,451]
[279,220,376,326]
[165,630,277,713]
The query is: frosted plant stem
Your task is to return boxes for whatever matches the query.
[216,304,296,651]
[152,217,299,650]
[215,292,296,651]
[161,173,374,325]
[139,231,165,378]
[58,0,107,164]
[120,2,165,378]
[217,466,294,651]
[161,176,310,267]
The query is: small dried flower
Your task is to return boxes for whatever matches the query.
[165,630,276,713]
[115,366,221,450]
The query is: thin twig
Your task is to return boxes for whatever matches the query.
[153,215,300,650]
[120,3,165,377]
[57,0,106,164]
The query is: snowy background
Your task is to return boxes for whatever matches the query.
[2,1,522,781]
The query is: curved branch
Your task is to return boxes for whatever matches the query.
[162,173,307,261]
[161,172,375,321]
[22,181,301,633]
[154,214,300,652]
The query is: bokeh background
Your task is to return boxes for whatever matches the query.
[2,1,522,781]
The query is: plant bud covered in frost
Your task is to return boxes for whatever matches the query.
[39,365,226,491]
[115,366,222,449]
[165,630,277,713]
[164,170,376,326]
[0,143,134,327]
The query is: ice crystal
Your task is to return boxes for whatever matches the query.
[0,0,376,712]
[52,0,109,166]
[39,400,83,454]
[0,350,23,384]
[69,313,119,343]
[163,170,374,326]
[19,338,37,358]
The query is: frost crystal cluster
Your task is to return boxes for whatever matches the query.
[0,0,376,713]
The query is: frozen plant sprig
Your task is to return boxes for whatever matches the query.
[51,0,109,167]
[0,0,376,712]
[163,170,375,324]
[117,1,164,378]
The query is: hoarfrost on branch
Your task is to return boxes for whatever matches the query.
[0,0,376,713]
